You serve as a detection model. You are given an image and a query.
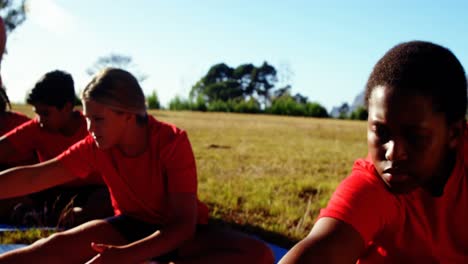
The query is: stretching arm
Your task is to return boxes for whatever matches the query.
[0,158,78,199]
[279,217,365,264]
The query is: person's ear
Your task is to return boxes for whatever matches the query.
[448,120,465,149]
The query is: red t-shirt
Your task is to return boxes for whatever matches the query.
[0,111,35,168]
[319,131,468,263]
[0,111,30,136]
[57,116,209,225]
[3,111,103,185]
[4,111,88,162]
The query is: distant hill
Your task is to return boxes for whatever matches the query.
[350,90,365,112]
[330,90,365,118]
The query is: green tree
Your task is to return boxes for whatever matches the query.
[232,98,261,113]
[350,106,368,120]
[337,102,350,119]
[272,85,291,99]
[233,63,256,96]
[168,96,191,111]
[207,100,232,112]
[305,102,329,118]
[190,63,238,103]
[190,61,281,107]
[252,62,277,106]
[191,95,207,111]
[266,95,305,116]
[0,0,26,33]
[86,53,147,82]
[146,90,160,109]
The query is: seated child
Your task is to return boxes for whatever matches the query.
[280,41,468,263]
[0,70,113,227]
[0,68,274,263]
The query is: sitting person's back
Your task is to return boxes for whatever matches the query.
[0,89,36,169]
[0,109,30,136]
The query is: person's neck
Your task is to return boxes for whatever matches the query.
[424,150,457,197]
[117,123,149,157]
[58,111,80,136]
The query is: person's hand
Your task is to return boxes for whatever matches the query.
[85,242,132,264]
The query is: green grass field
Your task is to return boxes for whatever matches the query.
[6,104,368,247]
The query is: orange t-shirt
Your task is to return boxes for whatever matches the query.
[57,116,209,225]
[5,111,88,162]
[3,111,103,185]
[0,111,30,136]
[319,130,468,263]
[0,111,35,168]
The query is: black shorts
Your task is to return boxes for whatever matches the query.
[106,214,180,262]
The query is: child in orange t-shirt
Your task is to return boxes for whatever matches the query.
[0,70,112,227]
[0,68,274,263]
[280,41,468,263]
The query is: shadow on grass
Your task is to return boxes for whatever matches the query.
[208,218,297,249]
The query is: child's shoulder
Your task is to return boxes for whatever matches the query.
[149,116,187,143]
[351,157,376,178]
[344,157,386,189]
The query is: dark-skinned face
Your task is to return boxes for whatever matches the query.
[367,85,461,194]
[32,103,71,133]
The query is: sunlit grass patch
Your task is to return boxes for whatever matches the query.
[5,107,367,244]
[0,229,56,244]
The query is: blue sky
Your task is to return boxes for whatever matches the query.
[2,0,468,111]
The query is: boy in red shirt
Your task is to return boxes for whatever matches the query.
[0,68,274,263]
[280,41,468,263]
[0,70,112,226]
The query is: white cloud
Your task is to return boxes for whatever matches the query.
[26,0,76,34]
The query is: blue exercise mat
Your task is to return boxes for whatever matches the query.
[0,224,289,262]
[0,244,27,254]
[268,242,288,263]
[0,224,56,232]
[0,242,289,263]
[0,224,29,232]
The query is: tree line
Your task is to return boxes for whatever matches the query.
[166,62,329,118]
[0,2,366,120]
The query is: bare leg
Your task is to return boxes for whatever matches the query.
[177,226,274,264]
[0,219,127,264]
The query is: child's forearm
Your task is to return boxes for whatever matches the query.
[0,160,76,199]
[0,166,39,199]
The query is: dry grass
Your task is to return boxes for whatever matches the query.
[149,110,368,244]
[7,105,368,246]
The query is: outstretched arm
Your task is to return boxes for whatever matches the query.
[0,158,78,199]
[279,217,365,264]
